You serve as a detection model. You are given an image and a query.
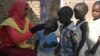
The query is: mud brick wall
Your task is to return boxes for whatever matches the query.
[0,0,14,24]
[0,0,38,24]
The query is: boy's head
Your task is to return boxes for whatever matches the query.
[58,6,73,24]
[45,17,58,32]
[92,1,100,20]
[74,3,88,19]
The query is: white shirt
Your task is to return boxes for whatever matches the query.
[89,19,100,45]
[89,18,100,56]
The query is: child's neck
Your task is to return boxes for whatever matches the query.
[43,29,51,36]
[78,16,85,21]
[93,17,100,21]
[79,18,85,22]
[76,18,85,25]
[63,21,72,28]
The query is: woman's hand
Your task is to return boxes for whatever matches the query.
[30,24,44,34]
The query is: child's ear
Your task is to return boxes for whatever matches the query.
[81,12,84,16]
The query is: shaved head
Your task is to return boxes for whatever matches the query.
[74,3,88,16]
[74,2,88,19]
[93,1,100,6]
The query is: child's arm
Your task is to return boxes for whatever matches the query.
[77,22,89,53]
[6,26,33,44]
[90,36,100,54]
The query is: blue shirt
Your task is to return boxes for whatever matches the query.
[60,22,76,56]
[36,30,58,53]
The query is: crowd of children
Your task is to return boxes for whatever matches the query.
[0,0,100,56]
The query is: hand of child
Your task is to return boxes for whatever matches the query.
[89,48,96,54]
[85,49,90,56]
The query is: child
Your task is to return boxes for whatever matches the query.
[88,1,100,56]
[57,6,77,56]
[74,2,89,56]
[35,17,58,56]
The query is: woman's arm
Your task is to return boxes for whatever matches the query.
[6,26,32,44]
[30,24,45,34]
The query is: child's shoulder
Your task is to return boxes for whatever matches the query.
[77,20,88,26]
[81,21,88,26]
[68,22,76,30]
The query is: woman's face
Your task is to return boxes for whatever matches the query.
[16,3,28,18]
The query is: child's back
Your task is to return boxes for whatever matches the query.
[74,2,89,56]
[57,6,77,56]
